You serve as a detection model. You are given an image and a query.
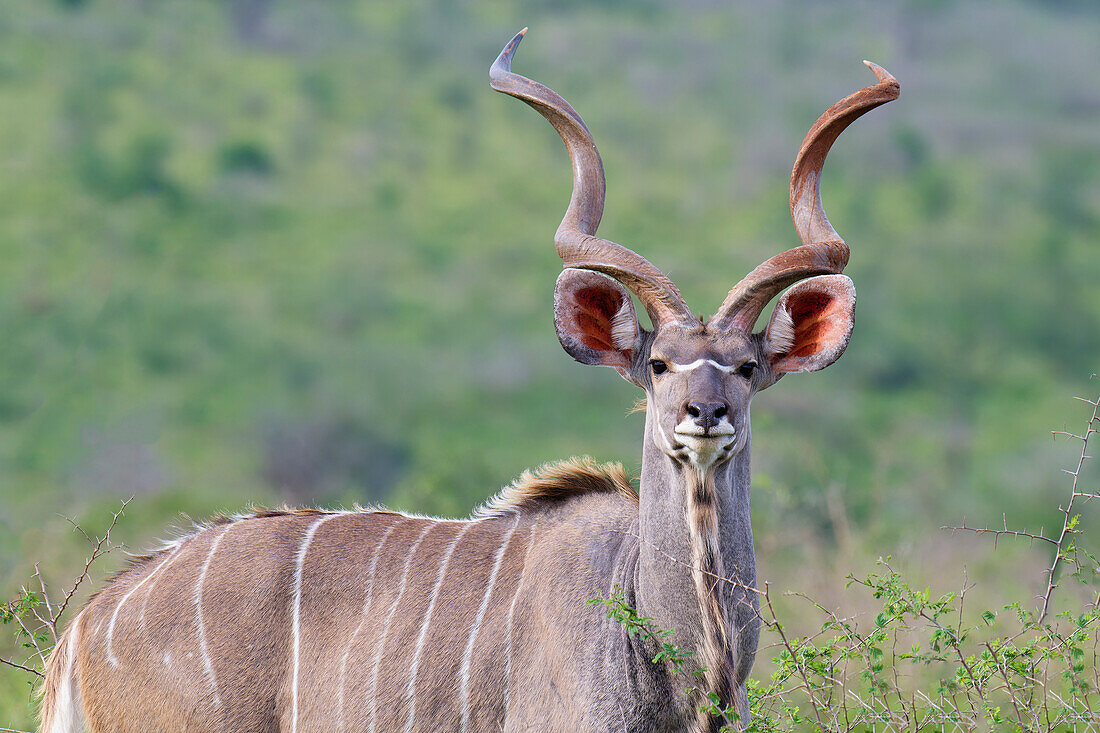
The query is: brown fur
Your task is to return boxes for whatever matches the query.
[39,462,640,732]
[686,470,735,731]
[38,612,76,731]
[474,456,638,519]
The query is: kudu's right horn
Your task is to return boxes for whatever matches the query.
[490,29,700,329]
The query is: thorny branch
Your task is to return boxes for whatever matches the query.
[942,514,1057,547]
[1038,394,1099,623]
[0,656,41,678]
[946,391,1099,625]
[1,498,131,684]
[761,581,828,730]
[54,497,132,626]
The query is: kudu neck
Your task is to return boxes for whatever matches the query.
[634,404,760,691]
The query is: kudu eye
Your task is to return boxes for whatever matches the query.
[738,361,757,379]
[649,359,668,375]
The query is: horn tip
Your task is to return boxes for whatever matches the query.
[503,27,528,57]
[862,60,899,90]
[491,28,528,83]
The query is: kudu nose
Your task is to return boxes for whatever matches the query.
[684,401,729,432]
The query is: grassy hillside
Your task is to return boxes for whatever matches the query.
[2,0,1098,726]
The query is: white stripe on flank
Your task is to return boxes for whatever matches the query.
[367,521,436,733]
[337,518,405,732]
[404,521,474,732]
[151,509,466,556]
[501,524,536,714]
[105,549,177,666]
[459,513,521,732]
[47,610,84,733]
[290,514,339,733]
[668,358,740,374]
[138,545,183,628]
[193,524,233,706]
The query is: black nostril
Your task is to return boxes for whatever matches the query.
[686,402,728,427]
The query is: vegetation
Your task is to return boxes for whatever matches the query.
[1,0,1097,728]
[591,392,1100,730]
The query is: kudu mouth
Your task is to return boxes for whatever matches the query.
[669,417,746,471]
[674,424,736,438]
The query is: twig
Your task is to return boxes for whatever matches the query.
[761,582,827,730]
[0,656,43,679]
[54,497,132,623]
[1038,395,1099,623]
[984,641,1027,724]
[2,498,132,682]
[942,514,1056,547]
[9,610,48,671]
[32,564,58,644]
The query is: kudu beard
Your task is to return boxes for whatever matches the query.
[685,468,737,720]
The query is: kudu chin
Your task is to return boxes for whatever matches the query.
[40,29,897,733]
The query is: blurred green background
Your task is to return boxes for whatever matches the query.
[2,0,1098,725]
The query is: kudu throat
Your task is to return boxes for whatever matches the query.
[635,411,757,727]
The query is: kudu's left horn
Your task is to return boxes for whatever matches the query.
[711,61,899,332]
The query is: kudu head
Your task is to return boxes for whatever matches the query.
[491,29,898,474]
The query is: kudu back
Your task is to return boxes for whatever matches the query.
[40,30,897,733]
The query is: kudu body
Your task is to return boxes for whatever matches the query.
[40,30,897,733]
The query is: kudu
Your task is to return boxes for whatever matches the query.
[39,30,897,733]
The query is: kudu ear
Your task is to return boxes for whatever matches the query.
[554,269,640,377]
[762,274,856,376]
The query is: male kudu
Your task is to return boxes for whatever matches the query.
[39,30,897,732]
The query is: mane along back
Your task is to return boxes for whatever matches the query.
[475,456,638,518]
[93,462,635,601]
[105,507,410,586]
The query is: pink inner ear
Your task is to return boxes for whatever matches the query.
[786,291,837,358]
[572,287,626,351]
[772,290,848,371]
